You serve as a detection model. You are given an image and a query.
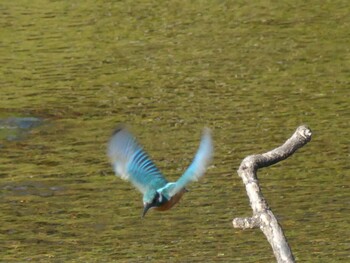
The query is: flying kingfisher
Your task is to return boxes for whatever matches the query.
[107,125,213,217]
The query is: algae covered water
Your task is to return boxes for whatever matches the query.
[1,1,349,262]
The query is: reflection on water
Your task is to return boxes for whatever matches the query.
[0,117,43,141]
[0,1,349,262]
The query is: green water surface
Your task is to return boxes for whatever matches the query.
[0,1,349,262]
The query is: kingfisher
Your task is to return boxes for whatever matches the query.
[107,125,213,217]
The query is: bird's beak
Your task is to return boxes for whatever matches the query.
[142,203,153,218]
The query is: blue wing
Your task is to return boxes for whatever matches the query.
[158,128,213,199]
[107,125,168,194]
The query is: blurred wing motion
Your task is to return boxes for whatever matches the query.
[108,126,167,194]
[158,128,213,198]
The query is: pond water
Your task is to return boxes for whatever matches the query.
[0,1,349,262]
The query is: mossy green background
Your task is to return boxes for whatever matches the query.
[1,1,349,262]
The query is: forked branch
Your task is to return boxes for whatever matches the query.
[233,125,312,263]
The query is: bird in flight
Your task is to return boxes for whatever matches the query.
[107,125,213,217]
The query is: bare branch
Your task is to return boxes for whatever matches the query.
[233,125,312,263]
[232,215,260,229]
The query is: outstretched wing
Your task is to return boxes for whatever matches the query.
[158,128,213,199]
[107,125,168,194]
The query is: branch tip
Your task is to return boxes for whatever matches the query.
[296,125,312,140]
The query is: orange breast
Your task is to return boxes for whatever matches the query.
[154,189,187,211]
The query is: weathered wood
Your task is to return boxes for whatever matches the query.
[233,125,312,263]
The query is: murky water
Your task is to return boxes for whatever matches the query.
[1,1,349,262]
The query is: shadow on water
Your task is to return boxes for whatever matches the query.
[1,181,64,198]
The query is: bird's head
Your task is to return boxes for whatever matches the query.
[142,191,168,218]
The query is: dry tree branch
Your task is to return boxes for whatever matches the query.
[233,125,312,263]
